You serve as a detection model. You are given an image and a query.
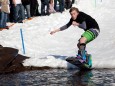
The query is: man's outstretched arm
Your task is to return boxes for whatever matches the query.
[50,19,72,35]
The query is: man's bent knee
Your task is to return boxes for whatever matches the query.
[79,37,87,44]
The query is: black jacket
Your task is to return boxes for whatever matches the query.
[60,12,100,31]
[67,12,100,31]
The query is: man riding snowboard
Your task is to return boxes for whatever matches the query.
[50,7,100,65]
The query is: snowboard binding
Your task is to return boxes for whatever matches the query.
[76,50,92,67]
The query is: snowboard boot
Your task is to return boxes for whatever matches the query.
[76,43,87,62]
[77,50,87,61]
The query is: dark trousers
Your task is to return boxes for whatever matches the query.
[54,0,65,12]
[30,0,40,17]
[24,4,31,18]
[9,4,14,22]
[0,12,8,28]
[72,0,75,4]
[41,1,49,15]
[14,4,25,23]
[65,0,72,9]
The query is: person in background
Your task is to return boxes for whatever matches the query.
[54,0,58,11]
[72,0,75,4]
[9,0,14,22]
[21,0,31,20]
[12,0,25,23]
[0,0,2,9]
[41,0,49,16]
[54,0,65,13]
[60,0,65,12]
[30,0,40,17]
[0,0,10,30]
[65,0,72,10]
[49,0,56,14]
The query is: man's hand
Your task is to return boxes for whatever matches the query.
[50,29,60,35]
[50,31,56,35]
[72,21,79,26]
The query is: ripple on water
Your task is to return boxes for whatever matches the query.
[0,69,115,86]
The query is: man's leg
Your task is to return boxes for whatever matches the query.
[2,12,8,28]
[61,0,65,12]
[72,0,75,4]
[66,0,72,9]
[14,5,20,23]
[0,12,4,28]
[54,0,57,11]
[9,5,14,22]
[77,29,99,61]
[19,4,25,23]
[78,37,87,51]
[41,3,45,16]
[77,37,87,61]
[59,0,65,12]
[44,0,49,15]
[25,5,31,18]
[0,12,8,28]
[0,11,1,19]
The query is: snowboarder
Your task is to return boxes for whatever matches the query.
[50,7,100,62]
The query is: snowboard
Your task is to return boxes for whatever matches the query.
[66,54,92,70]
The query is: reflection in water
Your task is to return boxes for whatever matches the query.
[0,69,115,86]
[67,70,94,86]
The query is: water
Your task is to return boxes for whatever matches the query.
[0,69,115,86]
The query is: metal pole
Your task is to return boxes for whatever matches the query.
[20,29,26,54]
